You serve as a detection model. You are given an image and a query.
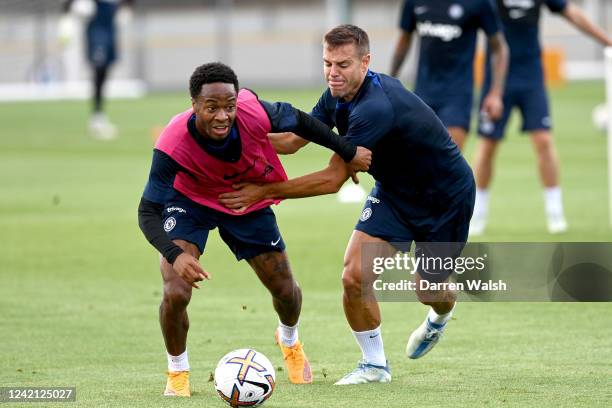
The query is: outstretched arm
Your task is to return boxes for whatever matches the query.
[268,132,310,155]
[219,153,352,211]
[261,100,371,171]
[562,3,612,46]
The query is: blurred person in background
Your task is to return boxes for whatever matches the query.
[390,0,508,151]
[470,0,612,236]
[59,0,133,140]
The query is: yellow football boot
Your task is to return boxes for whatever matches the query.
[275,329,313,384]
[164,371,190,397]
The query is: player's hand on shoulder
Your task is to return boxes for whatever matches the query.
[172,253,210,289]
[349,146,372,172]
[219,183,266,213]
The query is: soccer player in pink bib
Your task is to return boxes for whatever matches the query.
[138,62,371,396]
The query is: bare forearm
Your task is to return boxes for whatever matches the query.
[390,33,412,77]
[488,34,508,96]
[263,171,346,199]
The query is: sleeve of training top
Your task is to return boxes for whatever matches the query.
[479,0,502,36]
[138,149,184,264]
[260,99,357,162]
[310,90,336,128]
[546,0,567,13]
[399,0,416,32]
[343,103,394,150]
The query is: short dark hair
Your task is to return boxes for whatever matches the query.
[323,24,370,57]
[189,62,239,98]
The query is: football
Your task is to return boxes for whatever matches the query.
[214,349,276,408]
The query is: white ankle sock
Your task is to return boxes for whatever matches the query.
[352,326,386,367]
[278,320,299,347]
[474,188,490,218]
[544,186,564,218]
[427,305,454,326]
[167,350,190,372]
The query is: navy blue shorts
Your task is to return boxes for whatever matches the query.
[162,194,285,261]
[355,184,475,245]
[478,84,551,140]
[355,185,475,281]
[86,25,116,67]
[420,93,473,132]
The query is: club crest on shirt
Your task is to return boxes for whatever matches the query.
[164,217,177,232]
[449,4,464,19]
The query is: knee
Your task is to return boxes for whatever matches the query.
[342,260,363,298]
[533,134,554,155]
[270,278,299,304]
[478,140,499,160]
[163,284,191,310]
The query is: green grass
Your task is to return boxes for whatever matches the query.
[1,81,611,407]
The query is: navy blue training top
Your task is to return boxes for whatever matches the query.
[311,71,474,216]
[89,0,119,29]
[399,0,501,98]
[484,0,567,90]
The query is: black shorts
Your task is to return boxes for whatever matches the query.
[162,194,285,261]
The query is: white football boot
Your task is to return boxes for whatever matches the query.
[547,214,568,234]
[406,318,447,359]
[89,113,117,140]
[334,360,391,385]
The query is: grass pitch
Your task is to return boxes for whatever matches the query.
[0,81,611,407]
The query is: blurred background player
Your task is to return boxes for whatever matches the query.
[390,0,508,150]
[60,0,133,140]
[471,0,612,235]
[138,62,370,396]
[220,25,476,385]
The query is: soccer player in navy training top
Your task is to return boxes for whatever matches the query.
[220,25,476,385]
[61,0,133,140]
[390,0,508,150]
[470,0,612,235]
[138,62,371,395]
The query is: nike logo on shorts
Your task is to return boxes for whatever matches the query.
[271,237,281,246]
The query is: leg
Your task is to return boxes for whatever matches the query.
[530,129,559,188]
[93,64,108,114]
[247,251,301,327]
[160,240,199,397]
[247,250,312,384]
[407,191,473,359]
[88,63,117,139]
[530,129,566,233]
[469,137,501,235]
[159,240,199,356]
[473,137,501,190]
[406,261,458,360]
[414,269,457,314]
[448,126,468,151]
[334,230,393,385]
[342,230,395,331]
